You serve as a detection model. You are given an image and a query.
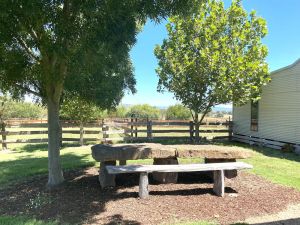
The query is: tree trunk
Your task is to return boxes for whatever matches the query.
[194,113,200,143]
[79,122,84,146]
[47,98,64,188]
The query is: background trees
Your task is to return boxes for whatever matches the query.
[165,104,190,120]
[126,104,161,119]
[0,95,46,120]
[60,94,107,145]
[155,0,269,142]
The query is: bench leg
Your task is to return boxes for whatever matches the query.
[213,170,225,197]
[99,161,116,188]
[139,172,149,199]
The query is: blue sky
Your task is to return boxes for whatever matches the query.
[121,0,300,107]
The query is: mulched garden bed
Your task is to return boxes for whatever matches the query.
[1,167,300,225]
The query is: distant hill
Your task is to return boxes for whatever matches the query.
[121,104,232,112]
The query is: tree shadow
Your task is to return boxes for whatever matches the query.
[15,142,83,153]
[0,152,94,190]
[102,214,141,225]
[0,152,143,224]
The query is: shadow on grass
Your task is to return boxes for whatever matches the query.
[0,161,142,225]
[0,152,94,189]
[14,142,83,153]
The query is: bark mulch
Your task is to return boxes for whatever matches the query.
[1,167,300,225]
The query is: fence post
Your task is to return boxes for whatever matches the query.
[79,122,84,146]
[1,122,7,150]
[130,116,134,141]
[228,121,233,141]
[147,119,152,140]
[102,124,109,144]
[135,117,138,139]
[189,121,194,143]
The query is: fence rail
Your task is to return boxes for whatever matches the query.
[0,118,232,149]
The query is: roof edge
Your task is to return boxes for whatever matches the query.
[271,58,300,75]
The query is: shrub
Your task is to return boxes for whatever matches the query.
[166,104,191,120]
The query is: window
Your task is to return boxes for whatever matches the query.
[251,101,259,131]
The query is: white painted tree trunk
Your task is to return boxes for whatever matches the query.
[47,98,64,188]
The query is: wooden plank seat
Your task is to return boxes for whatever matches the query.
[106,162,253,199]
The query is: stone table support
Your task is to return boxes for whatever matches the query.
[153,157,179,183]
[99,160,116,188]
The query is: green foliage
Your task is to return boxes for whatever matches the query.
[0,0,200,106]
[155,0,270,123]
[126,104,161,119]
[60,94,107,123]
[0,95,46,120]
[166,104,191,120]
[108,105,129,118]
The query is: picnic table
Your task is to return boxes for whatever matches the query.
[91,143,252,188]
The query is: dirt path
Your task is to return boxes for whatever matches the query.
[243,203,300,225]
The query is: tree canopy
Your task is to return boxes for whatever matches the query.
[0,0,200,187]
[155,0,269,141]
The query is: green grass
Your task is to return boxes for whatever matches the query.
[0,143,96,188]
[242,145,300,191]
[0,216,59,225]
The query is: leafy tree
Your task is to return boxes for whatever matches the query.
[0,95,46,120]
[60,94,106,145]
[155,0,269,142]
[0,95,9,123]
[0,1,198,187]
[126,104,161,119]
[166,104,190,120]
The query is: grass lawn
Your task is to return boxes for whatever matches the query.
[0,141,299,225]
[0,143,96,188]
[241,145,300,191]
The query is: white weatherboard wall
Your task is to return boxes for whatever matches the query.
[233,59,300,145]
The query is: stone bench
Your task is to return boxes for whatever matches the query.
[106,162,253,199]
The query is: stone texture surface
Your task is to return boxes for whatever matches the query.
[92,143,252,162]
[173,144,252,159]
[152,157,179,183]
[99,161,116,188]
[92,143,176,161]
[205,158,238,179]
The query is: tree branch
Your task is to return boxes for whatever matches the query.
[15,84,41,97]
[15,37,40,62]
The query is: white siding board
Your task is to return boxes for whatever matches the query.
[233,59,300,145]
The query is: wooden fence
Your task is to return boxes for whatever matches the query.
[0,118,232,149]
[102,119,232,143]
